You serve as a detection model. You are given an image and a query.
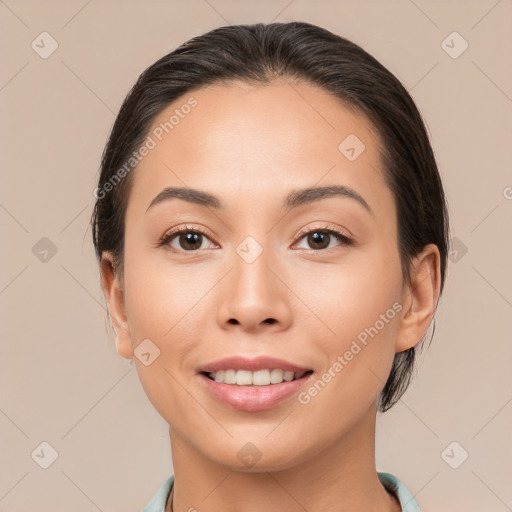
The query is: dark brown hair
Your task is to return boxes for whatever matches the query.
[91,21,450,412]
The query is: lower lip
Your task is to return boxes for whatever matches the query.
[199,373,313,412]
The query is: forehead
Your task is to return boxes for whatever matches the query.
[128,78,393,219]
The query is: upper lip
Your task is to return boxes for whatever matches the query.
[199,356,312,374]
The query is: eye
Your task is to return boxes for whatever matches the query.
[158,225,217,252]
[293,226,353,251]
[157,225,353,253]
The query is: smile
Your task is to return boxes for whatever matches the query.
[199,370,314,412]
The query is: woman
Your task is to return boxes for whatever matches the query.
[91,21,449,512]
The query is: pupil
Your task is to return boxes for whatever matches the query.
[309,232,329,249]
[181,232,202,250]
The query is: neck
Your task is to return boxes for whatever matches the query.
[166,402,400,512]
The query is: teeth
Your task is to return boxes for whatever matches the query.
[207,369,308,386]
[236,370,253,386]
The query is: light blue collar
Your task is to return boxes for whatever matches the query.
[143,472,421,511]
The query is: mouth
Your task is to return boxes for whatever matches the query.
[197,357,314,412]
[197,356,314,411]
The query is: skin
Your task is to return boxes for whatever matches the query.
[101,78,441,512]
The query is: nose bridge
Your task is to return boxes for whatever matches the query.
[217,233,292,332]
[234,236,273,300]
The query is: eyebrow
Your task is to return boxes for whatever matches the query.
[146,185,372,215]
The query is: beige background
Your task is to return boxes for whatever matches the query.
[1,0,511,510]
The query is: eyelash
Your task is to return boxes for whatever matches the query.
[157,224,353,253]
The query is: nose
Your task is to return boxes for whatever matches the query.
[216,244,293,333]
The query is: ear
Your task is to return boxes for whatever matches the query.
[100,252,133,360]
[396,243,442,353]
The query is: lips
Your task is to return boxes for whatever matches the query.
[199,355,312,374]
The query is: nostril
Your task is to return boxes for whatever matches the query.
[228,319,239,325]
[264,318,276,324]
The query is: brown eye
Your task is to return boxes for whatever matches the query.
[294,228,353,251]
[175,231,204,251]
[159,227,215,252]
[307,231,331,250]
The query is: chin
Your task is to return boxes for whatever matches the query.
[203,438,311,473]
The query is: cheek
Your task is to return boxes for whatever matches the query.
[293,240,403,341]
[122,234,207,335]
[121,253,209,428]
[292,242,403,402]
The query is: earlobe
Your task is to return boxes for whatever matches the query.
[100,252,133,360]
[396,244,442,353]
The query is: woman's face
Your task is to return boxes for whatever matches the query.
[110,78,415,470]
